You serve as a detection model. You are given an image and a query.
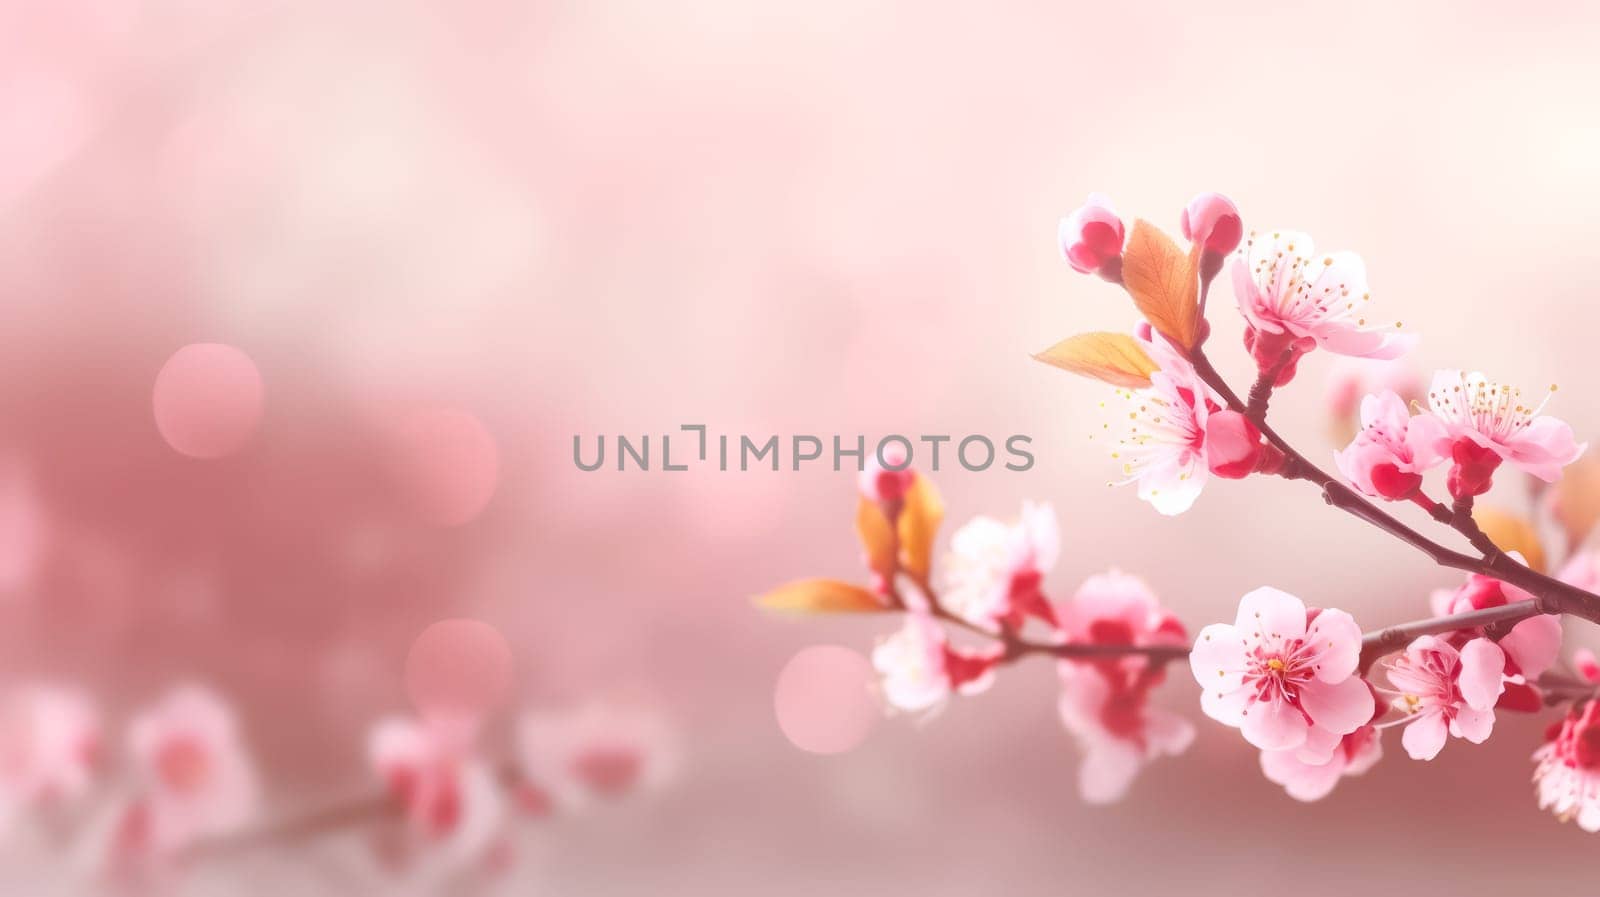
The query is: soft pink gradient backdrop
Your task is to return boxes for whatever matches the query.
[3,0,1600,892]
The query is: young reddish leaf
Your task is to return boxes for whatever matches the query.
[895,474,944,582]
[855,497,895,584]
[755,578,890,614]
[1472,506,1546,572]
[1121,219,1202,349]
[1033,332,1159,388]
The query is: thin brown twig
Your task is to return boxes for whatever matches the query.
[1188,350,1600,630]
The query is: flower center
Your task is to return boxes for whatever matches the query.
[1266,658,1285,672]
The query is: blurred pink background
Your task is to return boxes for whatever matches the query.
[3,0,1600,892]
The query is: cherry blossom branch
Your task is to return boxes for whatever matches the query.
[188,792,393,859]
[1188,350,1600,638]
[1355,599,1540,673]
[888,540,1564,679]
[911,574,1556,675]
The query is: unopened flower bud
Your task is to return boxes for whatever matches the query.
[1447,439,1502,499]
[1205,411,1263,479]
[1058,193,1125,280]
[1180,192,1243,255]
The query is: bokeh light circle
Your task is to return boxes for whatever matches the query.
[152,343,264,459]
[390,407,500,526]
[773,644,880,755]
[404,618,514,722]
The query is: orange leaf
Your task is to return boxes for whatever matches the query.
[896,474,944,582]
[1033,331,1159,388]
[755,578,889,614]
[1121,219,1201,349]
[1472,506,1546,573]
[856,497,896,584]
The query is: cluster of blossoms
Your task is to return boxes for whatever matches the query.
[766,189,1600,830]
[368,699,677,884]
[0,681,677,886]
[777,464,1197,801]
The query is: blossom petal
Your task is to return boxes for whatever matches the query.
[1233,587,1308,642]
[1145,708,1196,757]
[1260,748,1343,802]
[1318,327,1417,360]
[1241,698,1308,751]
[1189,624,1248,692]
[1449,705,1495,743]
[1299,675,1373,736]
[1457,638,1507,711]
[1499,614,1562,680]
[1505,416,1585,482]
[1139,454,1205,516]
[1304,609,1362,682]
[1294,724,1342,765]
[1077,741,1143,805]
[1343,726,1384,776]
[1200,685,1249,727]
[1401,714,1448,760]
[1402,412,1448,472]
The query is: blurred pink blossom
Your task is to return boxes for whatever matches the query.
[369,714,505,872]
[938,501,1059,630]
[1533,700,1600,831]
[1055,571,1191,802]
[0,685,100,822]
[871,601,999,716]
[516,701,680,813]
[91,686,259,877]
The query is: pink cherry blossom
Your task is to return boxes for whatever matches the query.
[1532,700,1600,831]
[369,715,505,869]
[1232,231,1415,383]
[1429,561,1562,710]
[1057,570,1188,680]
[871,601,999,715]
[1180,192,1242,255]
[1425,370,1586,487]
[1261,723,1383,802]
[516,700,680,814]
[938,501,1059,629]
[1382,636,1505,760]
[1189,587,1371,752]
[98,686,259,871]
[0,686,99,821]
[1055,571,1192,803]
[1059,193,1125,277]
[1333,390,1446,500]
[1058,661,1193,804]
[1102,333,1224,515]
